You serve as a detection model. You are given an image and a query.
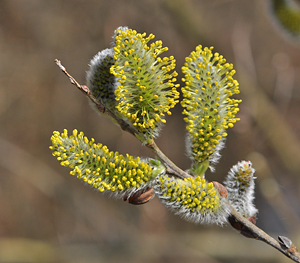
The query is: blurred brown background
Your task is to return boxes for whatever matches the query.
[0,0,300,262]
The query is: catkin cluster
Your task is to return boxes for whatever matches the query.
[51,26,258,226]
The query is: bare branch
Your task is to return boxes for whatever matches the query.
[54,59,138,136]
[228,204,300,263]
[147,140,192,179]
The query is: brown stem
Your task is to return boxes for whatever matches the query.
[228,203,300,263]
[146,140,192,179]
[54,59,138,136]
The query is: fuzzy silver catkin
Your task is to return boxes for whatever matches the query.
[86,48,118,112]
[154,175,230,225]
[223,161,258,218]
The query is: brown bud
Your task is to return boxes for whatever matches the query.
[278,235,300,256]
[212,181,228,198]
[240,227,257,239]
[124,187,155,205]
[247,214,257,225]
[228,215,243,231]
[228,214,258,239]
[81,85,90,94]
[278,236,293,249]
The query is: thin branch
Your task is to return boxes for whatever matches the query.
[54,59,138,136]
[228,203,300,263]
[147,140,192,179]
[55,58,300,262]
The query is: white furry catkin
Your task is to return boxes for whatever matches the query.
[223,161,258,218]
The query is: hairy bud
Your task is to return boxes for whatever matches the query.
[223,161,258,218]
